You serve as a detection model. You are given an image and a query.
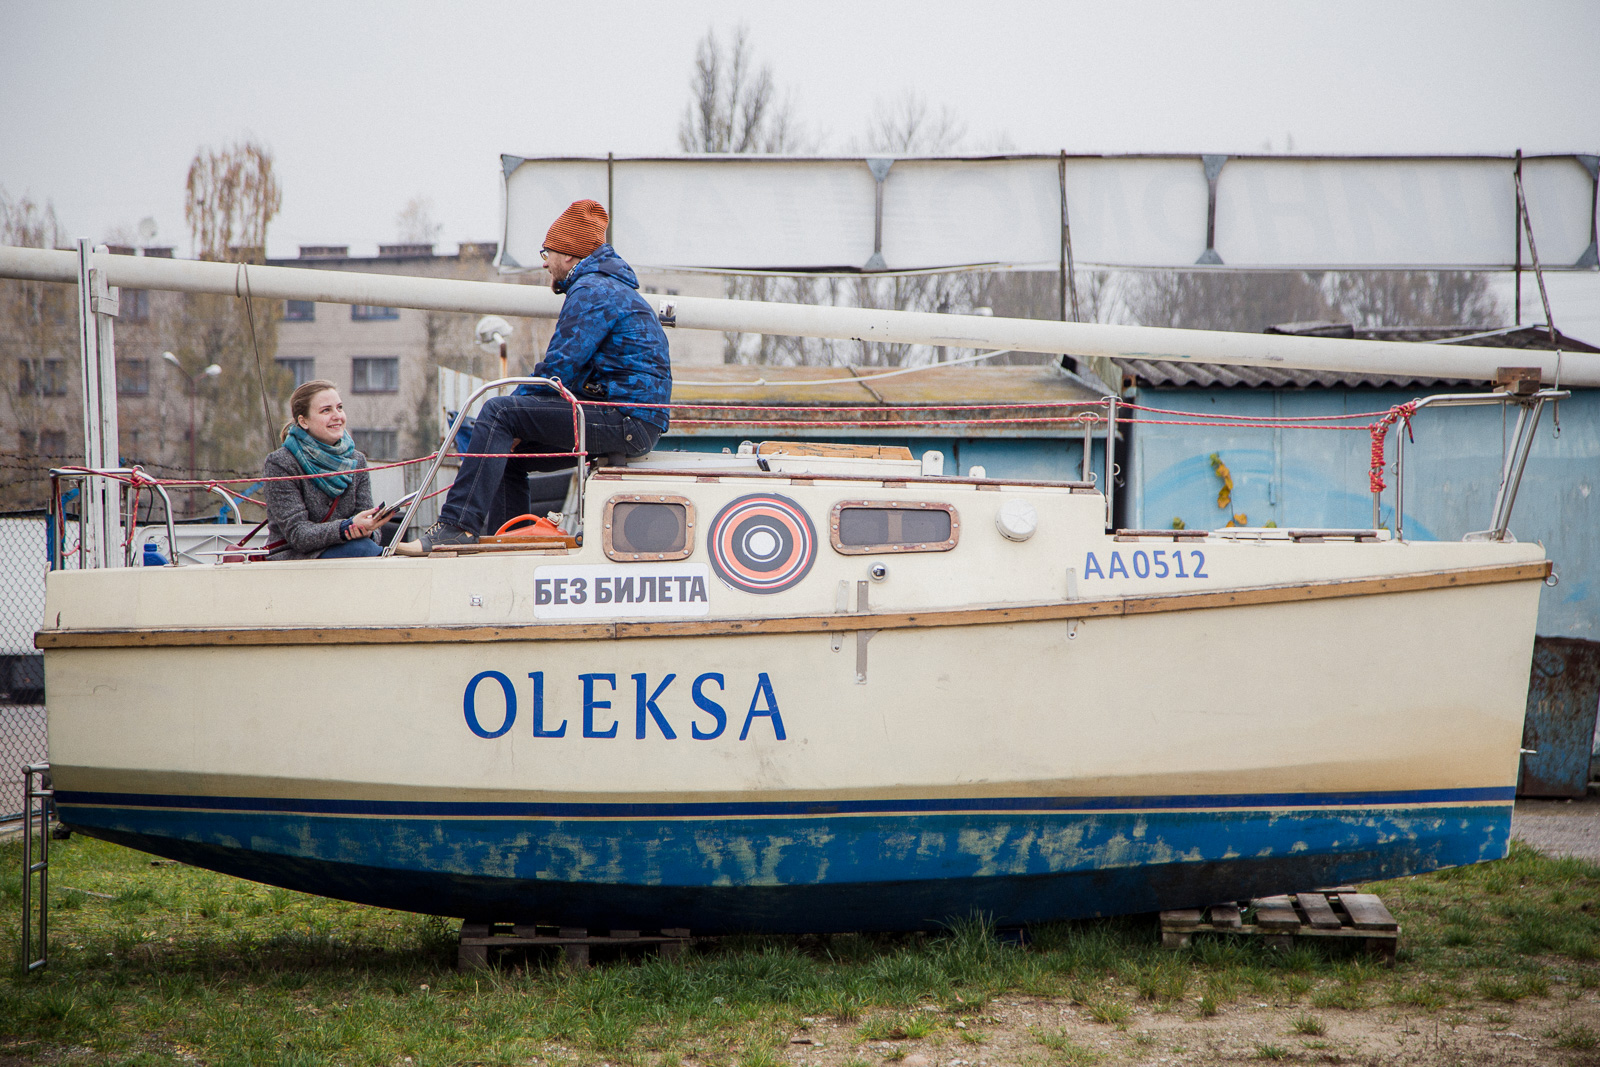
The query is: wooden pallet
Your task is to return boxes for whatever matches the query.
[457,922,692,971]
[1159,887,1399,964]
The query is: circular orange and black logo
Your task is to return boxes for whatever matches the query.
[707,493,817,594]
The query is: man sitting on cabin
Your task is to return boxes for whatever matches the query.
[399,199,672,554]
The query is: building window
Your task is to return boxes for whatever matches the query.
[284,300,315,322]
[119,359,150,395]
[351,304,399,321]
[38,430,69,457]
[121,289,150,323]
[351,357,400,393]
[18,359,67,396]
[276,357,316,388]
[351,429,398,459]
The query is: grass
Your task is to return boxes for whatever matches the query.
[2,836,1598,1064]
[1084,999,1130,1026]
[1029,1027,1099,1063]
[1548,1019,1600,1050]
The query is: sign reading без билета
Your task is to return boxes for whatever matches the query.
[533,563,711,618]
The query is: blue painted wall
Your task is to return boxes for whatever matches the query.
[661,390,1597,640]
[1130,388,1600,640]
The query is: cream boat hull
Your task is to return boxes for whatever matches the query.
[39,473,1546,930]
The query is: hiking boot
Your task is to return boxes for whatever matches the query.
[395,521,478,556]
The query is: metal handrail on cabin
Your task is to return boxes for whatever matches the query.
[382,376,586,556]
[48,466,179,571]
[1394,388,1568,542]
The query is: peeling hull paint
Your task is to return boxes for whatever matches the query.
[58,801,1508,932]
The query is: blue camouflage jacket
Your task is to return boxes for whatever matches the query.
[517,244,672,432]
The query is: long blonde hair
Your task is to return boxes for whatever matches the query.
[281,379,340,443]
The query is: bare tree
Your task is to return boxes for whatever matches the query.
[170,140,289,500]
[185,141,281,263]
[1325,271,1500,329]
[0,190,77,507]
[407,299,478,460]
[857,91,965,154]
[1118,268,1503,335]
[1119,271,1335,333]
[678,27,819,362]
[678,26,803,154]
[396,196,443,245]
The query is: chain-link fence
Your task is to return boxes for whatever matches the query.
[1,515,48,822]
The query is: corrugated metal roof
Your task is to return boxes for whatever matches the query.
[1118,323,1600,390]
[1112,359,1467,391]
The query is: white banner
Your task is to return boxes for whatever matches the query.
[501,153,1600,274]
[533,563,712,619]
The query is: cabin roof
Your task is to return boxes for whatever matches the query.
[668,364,1106,436]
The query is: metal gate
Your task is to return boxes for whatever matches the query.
[0,516,48,822]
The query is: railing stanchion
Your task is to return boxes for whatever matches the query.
[384,377,584,556]
[21,762,52,973]
[1104,395,1118,531]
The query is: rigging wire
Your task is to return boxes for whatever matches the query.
[236,263,279,450]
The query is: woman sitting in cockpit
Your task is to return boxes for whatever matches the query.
[263,379,385,560]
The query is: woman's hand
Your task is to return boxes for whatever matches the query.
[346,507,383,538]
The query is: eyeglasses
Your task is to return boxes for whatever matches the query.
[539,248,550,261]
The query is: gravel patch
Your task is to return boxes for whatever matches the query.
[1512,792,1600,863]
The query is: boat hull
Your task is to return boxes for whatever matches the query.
[45,561,1539,930]
[57,791,1508,931]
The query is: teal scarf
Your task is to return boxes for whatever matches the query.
[284,425,359,498]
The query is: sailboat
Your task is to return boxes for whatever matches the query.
[5,242,1581,932]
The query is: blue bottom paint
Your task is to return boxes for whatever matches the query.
[56,794,1510,932]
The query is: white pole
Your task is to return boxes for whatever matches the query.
[7,244,1598,387]
[73,241,123,568]
[91,251,123,564]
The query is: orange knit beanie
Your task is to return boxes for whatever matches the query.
[544,199,609,258]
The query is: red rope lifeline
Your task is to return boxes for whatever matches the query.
[59,399,1429,496]
[587,397,1402,422]
[587,398,1106,414]
[58,450,581,490]
[670,414,1368,431]
[1120,400,1394,423]
[1368,402,1418,494]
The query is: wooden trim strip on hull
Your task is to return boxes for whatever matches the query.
[35,560,1550,650]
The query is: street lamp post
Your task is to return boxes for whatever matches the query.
[162,352,221,503]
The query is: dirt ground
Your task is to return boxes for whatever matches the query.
[757,795,1600,1067]
[777,994,1600,1067]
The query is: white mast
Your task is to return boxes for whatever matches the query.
[3,244,1595,387]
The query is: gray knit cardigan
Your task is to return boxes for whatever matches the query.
[262,446,375,560]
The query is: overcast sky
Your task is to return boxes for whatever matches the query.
[3,0,1598,332]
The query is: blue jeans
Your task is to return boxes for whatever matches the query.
[438,397,661,534]
[319,536,382,559]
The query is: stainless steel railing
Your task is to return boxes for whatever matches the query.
[383,377,587,555]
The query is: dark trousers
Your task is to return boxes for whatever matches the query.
[438,397,661,534]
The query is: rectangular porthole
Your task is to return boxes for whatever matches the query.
[830,501,959,555]
[604,495,695,561]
